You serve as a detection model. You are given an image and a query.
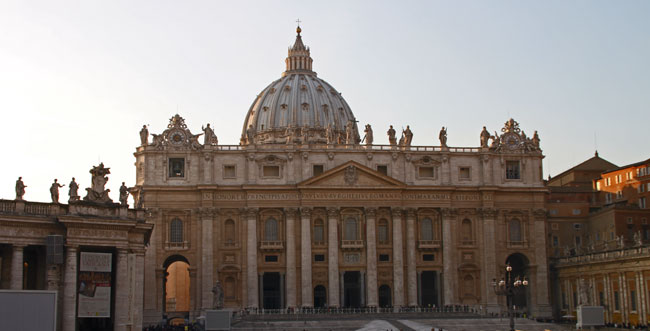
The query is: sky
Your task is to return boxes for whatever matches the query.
[1,0,649,203]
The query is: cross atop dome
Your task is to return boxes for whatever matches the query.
[285,23,314,75]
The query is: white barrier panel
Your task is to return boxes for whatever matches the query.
[0,290,57,331]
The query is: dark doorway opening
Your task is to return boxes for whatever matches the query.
[314,285,327,308]
[378,285,391,308]
[263,272,282,309]
[421,271,438,307]
[506,254,529,310]
[343,271,361,308]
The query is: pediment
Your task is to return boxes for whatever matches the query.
[298,161,405,188]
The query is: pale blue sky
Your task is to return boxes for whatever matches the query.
[1,0,649,202]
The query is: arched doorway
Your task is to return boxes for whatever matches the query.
[378,285,391,308]
[343,271,361,307]
[314,285,327,308]
[505,253,529,311]
[163,255,190,315]
[262,272,282,309]
[420,271,438,307]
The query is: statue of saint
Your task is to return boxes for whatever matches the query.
[403,125,413,146]
[136,188,145,209]
[202,124,218,146]
[139,125,149,146]
[68,177,79,202]
[387,125,397,146]
[439,126,447,147]
[50,179,65,203]
[532,130,540,148]
[246,124,256,145]
[480,126,490,148]
[362,124,373,145]
[212,281,224,309]
[345,121,354,144]
[119,182,129,206]
[285,126,295,144]
[325,123,335,144]
[578,278,591,306]
[15,177,26,200]
[490,131,500,148]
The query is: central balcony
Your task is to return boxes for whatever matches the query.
[418,240,441,251]
[260,240,284,252]
[341,240,364,251]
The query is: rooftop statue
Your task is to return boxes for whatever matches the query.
[68,177,80,202]
[439,126,447,148]
[480,126,490,148]
[202,123,218,146]
[403,125,413,146]
[83,163,113,204]
[387,125,397,146]
[50,179,65,203]
[362,124,373,146]
[119,182,129,206]
[15,177,26,200]
[139,125,148,146]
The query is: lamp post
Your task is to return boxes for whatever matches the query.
[492,264,528,331]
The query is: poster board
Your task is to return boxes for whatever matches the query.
[0,290,57,331]
[78,252,112,318]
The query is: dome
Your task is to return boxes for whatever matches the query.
[241,27,358,145]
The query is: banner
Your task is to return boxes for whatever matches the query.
[78,252,112,318]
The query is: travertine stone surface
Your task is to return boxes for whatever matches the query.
[365,208,378,307]
[392,208,404,307]
[201,216,214,309]
[442,209,456,305]
[10,244,25,289]
[406,210,417,306]
[63,246,77,331]
[300,208,312,307]
[246,209,259,308]
[285,208,297,308]
[115,249,129,331]
[327,208,340,307]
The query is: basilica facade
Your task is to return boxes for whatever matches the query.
[135,27,552,324]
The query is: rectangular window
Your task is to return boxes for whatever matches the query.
[614,291,620,310]
[550,209,558,216]
[572,209,581,215]
[376,165,388,176]
[575,236,581,246]
[312,164,324,177]
[640,197,647,209]
[596,182,602,190]
[599,291,604,306]
[573,223,582,230]
[459,167,471,180]
[631,290,637,311]
[418,166,434,178]
[265,255,278,262]
[606,178,611,186]
[223,165,236,178]
[262,165,280,177]
[169,158,185,177]
[379,254,390,262]
[617,190,623,199]
[562,292,567,309]
[314,254,325,262]
[605,193,612,203]
[422,254,435,261]
[506,161,521,179]
[552,236,559,247]
[551,223,559,230]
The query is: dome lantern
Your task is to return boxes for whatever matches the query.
[284,25,314,76]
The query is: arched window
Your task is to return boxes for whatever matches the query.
[224,219,235,243]
[378,219,389,244]
[313,219,324,242]
[461,219,472,241]
[420,218,433,240]
[509,219,522,242]
[463,274,475,296]
[170,218,183,243]
[265,218,278,241]
[344,217,358,240]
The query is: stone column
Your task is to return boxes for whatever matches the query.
[201,208,215,310]
[640,272,647,325]
[532,209,552,317]
[47,264,62,331]
[285,208,298,308]
[246,208,259,308]
[134,252,146,331]
[114,248,129,331]
[481,208,499,313]
[365,208,378,307]
[621,272,628,324]
[392,207,405,308]
[10,244,25,289]
[62,246,78,331]
[441,208,457,305]
[405,208,417,307]
[327,208,340,307]
[339,272,345,307]
[299,207,312,308]
[360,270,366,307]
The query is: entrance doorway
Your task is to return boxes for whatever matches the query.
[343,271,361,308]
[314,285,327,308]
[378,285,391,307]
[163,255,190,314]
[505,254,529,310]
[421,271,438,307]
[262,272,282,309]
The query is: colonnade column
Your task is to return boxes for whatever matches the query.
[327,208,340,307]
[300,207,313,308]
[285,208,297,308]
[62,245,78,331]
[391,207,405,308]
[365,207,378,307]
[481,208,499,313]
[640,272,647,325]
[115,248,129,331]
[134,251,146,331]
[406,208,417,307]
[245,208,259,308]
[442,208,457,305]
[201,208,215,310]
[10,244,25,289]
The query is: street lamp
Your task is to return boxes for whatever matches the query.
[492,264,528,331]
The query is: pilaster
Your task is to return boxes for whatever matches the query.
[285,207,298,308]
[327,207,340,307]
[441,207,457,305]
[480,208,499,313]
[201,208,215,310]
[532,209,552,317]
[62,246,78,331]
[114,248,129,331]
[299,207,312,308]
[405,208,417,306]
[391,207,404,308]
[245,208,259,308]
